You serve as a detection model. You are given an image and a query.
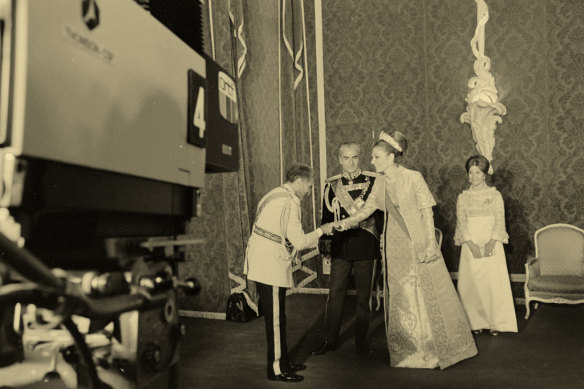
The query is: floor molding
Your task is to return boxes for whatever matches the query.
[179,310,226,320]
[449,272,526,282]
[292,275,527,306]
[185,274,527,319]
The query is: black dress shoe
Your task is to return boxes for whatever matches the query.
[311,341,337,356]
[287,363,307,372]
[356,342,372,354]
[268,372,304,383]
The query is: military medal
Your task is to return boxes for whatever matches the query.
[334,173,370,216]
[344,169,362,186]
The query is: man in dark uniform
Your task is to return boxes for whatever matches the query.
[312,142,383,355]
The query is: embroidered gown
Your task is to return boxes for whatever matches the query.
[454,187,518,333]
[344,166,477,369]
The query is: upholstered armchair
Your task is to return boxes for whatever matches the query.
[524,224,584,319]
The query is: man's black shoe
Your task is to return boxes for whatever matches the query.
[356,338,373,354]
[268,372,304,383]
[356,343,373,355]
[287,363,307,372]
[311,341,337,356]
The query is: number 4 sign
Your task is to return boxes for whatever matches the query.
[187,69,207,147]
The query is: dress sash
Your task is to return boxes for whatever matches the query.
[385,185,410,239]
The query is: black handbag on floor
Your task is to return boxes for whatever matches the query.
[226,291,257,322]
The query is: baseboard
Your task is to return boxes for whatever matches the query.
[292,280,527,306]
[449,272,526,282]
[182,274,527,320]
[179,310,226,320]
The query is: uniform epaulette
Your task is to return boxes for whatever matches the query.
[362,171,382,177]
[325,174,343,183]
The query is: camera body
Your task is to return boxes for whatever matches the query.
[0,0,226,387]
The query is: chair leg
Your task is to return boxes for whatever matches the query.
[534,302,539,310]
[525,299,530,319]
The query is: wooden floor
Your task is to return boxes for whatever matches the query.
[179,294,584,389]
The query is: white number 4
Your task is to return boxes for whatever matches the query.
[193,87,206,138]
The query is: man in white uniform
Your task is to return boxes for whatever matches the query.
[244,164,335,383]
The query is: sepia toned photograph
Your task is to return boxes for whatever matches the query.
[0,0,582,388]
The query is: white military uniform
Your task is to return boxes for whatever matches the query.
[244,183,322,288]
[244,183,322,379]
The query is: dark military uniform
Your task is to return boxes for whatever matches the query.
[319,170,383,350]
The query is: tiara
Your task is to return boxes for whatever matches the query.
[379,131,402,152]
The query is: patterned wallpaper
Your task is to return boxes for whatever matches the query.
[181,0,583,312]
[321,0,584,274]
[179,0,254,314]
[179,0,323,311]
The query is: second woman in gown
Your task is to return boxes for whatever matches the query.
[454,155,518,335]
[338,131,477,369]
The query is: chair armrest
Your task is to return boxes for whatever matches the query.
[525,256,540,278]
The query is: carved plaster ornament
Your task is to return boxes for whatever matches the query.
[460,0,506,174]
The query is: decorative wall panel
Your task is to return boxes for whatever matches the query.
[321,0,584,274]
[182,0,584,312]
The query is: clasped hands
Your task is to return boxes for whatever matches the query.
[319,221,344,235]
[466,239,496,259]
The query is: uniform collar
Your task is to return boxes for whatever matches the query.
[282,183,300,204]
[343,169,362,181]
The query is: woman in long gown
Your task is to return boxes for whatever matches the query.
[454,155,517,335]
[338,131,477,369]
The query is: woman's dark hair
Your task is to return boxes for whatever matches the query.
[465,155,490,175]
[285,163,313,183]
[374,131,408,161]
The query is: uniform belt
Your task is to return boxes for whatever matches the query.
[253,225,282,244]
[253,226,294,255]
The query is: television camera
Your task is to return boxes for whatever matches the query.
[0,0,238,387]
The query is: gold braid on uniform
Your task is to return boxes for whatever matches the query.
[324,182,342,223]
[353,176,371,202]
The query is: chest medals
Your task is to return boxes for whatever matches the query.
[335,174,370,216]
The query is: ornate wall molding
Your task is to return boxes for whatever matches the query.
[460,0,506,174]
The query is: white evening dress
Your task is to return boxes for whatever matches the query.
[347,166,477,369]
[455,187,517,333]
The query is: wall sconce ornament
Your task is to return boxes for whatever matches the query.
[460,0,505,174]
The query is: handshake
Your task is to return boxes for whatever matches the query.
[319,221,346,235]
